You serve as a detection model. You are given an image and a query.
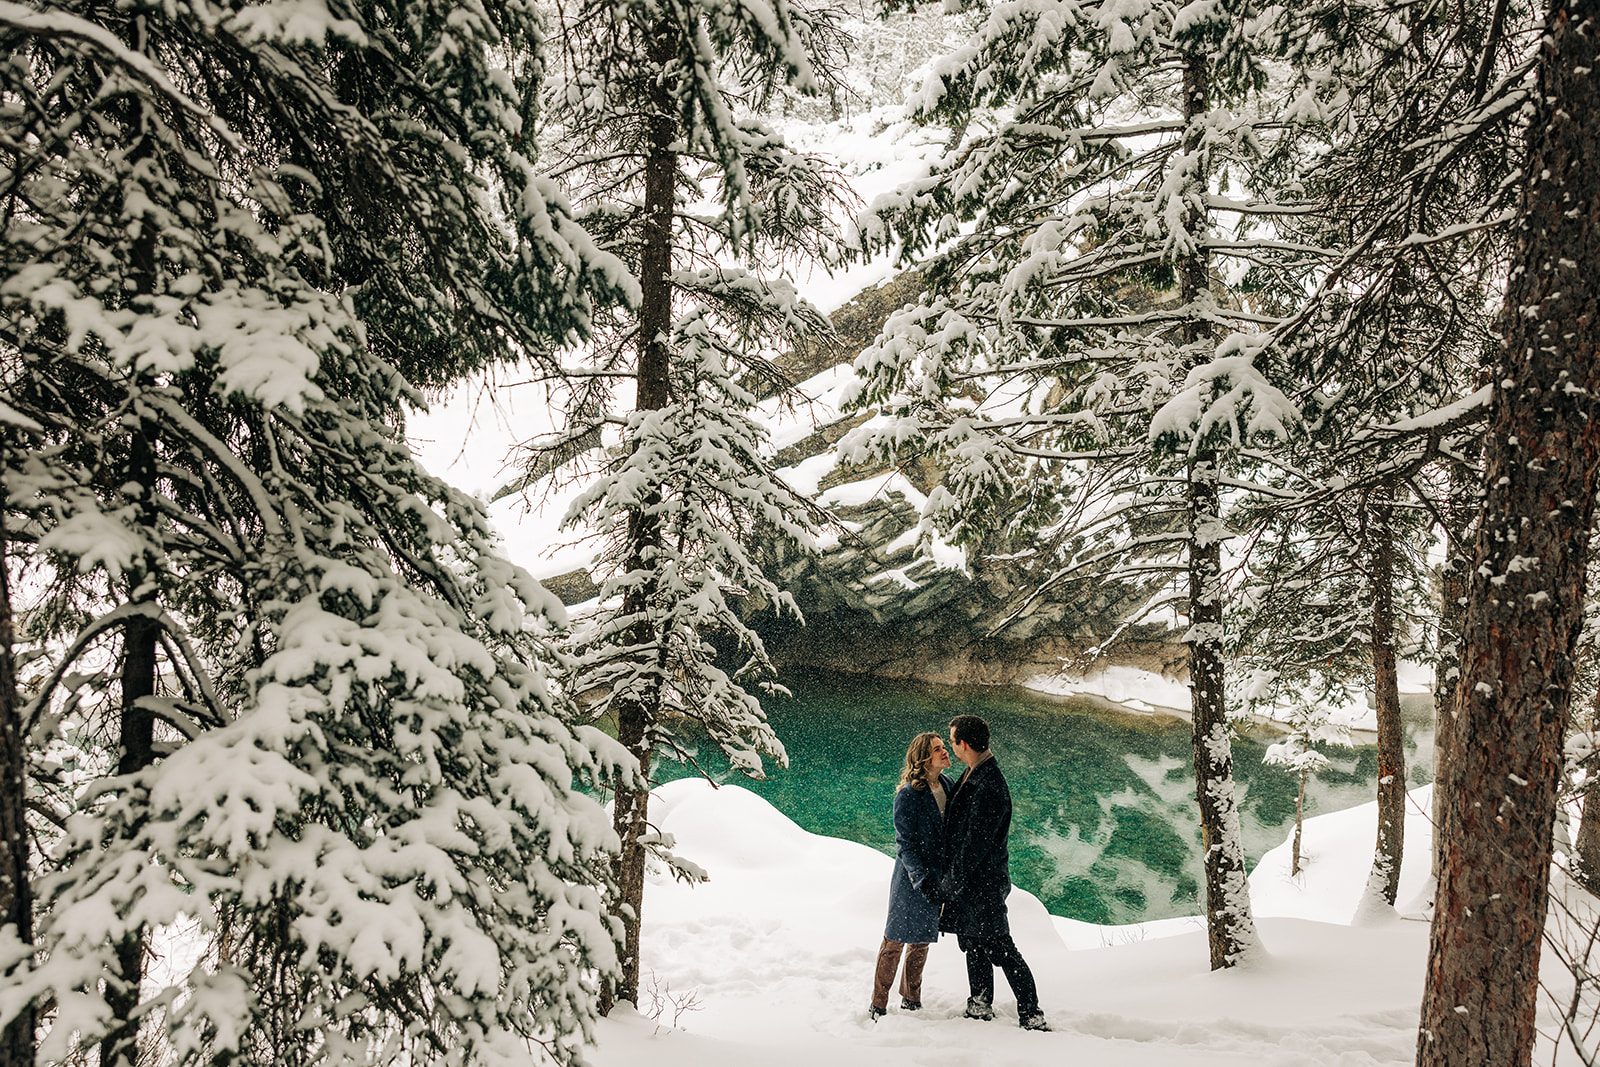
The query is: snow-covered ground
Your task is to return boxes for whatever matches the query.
[589,769,1593,1067]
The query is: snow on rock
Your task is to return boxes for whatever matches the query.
[1025,662,1434,725]
[1024,666,1191,714]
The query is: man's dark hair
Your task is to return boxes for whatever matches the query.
[949,714,990,753]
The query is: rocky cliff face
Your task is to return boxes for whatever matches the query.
[751,490,1184,686]
[536,269,1187,687]
[750,272,1186,687]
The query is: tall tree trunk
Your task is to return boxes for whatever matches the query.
[102,428,159,1067]
[1179,52,1258,971]
[599,19,678,1016]
[1430,458,1474,897]
[1416,2,1600,1061]
[0,446,32,1067]
[602,698,652,1015]
[1365,488,1405,908]
[1187,451,1258,968]
[99,52,163,1060]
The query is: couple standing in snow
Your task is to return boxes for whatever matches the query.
[869,714,1049,1031]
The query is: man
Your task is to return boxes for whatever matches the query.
[927,714,1049,1031]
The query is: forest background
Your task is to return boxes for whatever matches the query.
[1,0,1597,1064]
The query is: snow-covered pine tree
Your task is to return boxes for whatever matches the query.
[1261,0,1536,912]
[16,382,634,1067]
[1222,463,1440,908]
[1,1,633,1062]
[842,0,1322,969]
[1246,671,1352,878]
[537,0,847,1010]
[1230,478,1433,907]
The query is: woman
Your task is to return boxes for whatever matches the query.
[870,731,955,1019]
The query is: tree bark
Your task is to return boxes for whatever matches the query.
[1367,488,1405,907]
[599,18,678,1016]
[0,448,32,1067]
[1179,52,1258,972]
[601,700,652,1015]
[1416,2,1600,1062]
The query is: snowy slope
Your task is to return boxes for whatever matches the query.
[587,772,1590,1067]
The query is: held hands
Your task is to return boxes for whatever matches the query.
[919,879,947,906]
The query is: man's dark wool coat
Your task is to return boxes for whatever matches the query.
[884,771,956,943]
[936,755,1013,939]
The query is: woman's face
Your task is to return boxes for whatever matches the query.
[928,736,952,773]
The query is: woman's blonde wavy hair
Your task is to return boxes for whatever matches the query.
[897,731,943,792]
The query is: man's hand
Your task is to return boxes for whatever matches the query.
[920,879,946,905]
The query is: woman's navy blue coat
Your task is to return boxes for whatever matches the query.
[884,772,955,943]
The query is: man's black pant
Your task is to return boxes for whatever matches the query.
[958,932,1038,1017]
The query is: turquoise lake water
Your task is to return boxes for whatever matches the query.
[646,668,1435,925]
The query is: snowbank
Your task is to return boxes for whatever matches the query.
[1024,666,1192,715]
[1250,785,1436,925]
[591,777,1447,1067]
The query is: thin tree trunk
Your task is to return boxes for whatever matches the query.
[102,637,155,1066]
[599,19,678,1015]
[1292,769,1306,877]
[1179,51,1258,972]
[1576,755,1600,895]
[1417,2,1600,1061]
[1430,459,1474,897]
[602,701,652,1014]
[1574,680,1600,892]
[102,429,159,1067]
[100,54,163,1060]
[1367,488,1405,907]
[0,448,32,1067]
[1188,451,1258,969]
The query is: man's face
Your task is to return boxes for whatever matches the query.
[950,728,976,768]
